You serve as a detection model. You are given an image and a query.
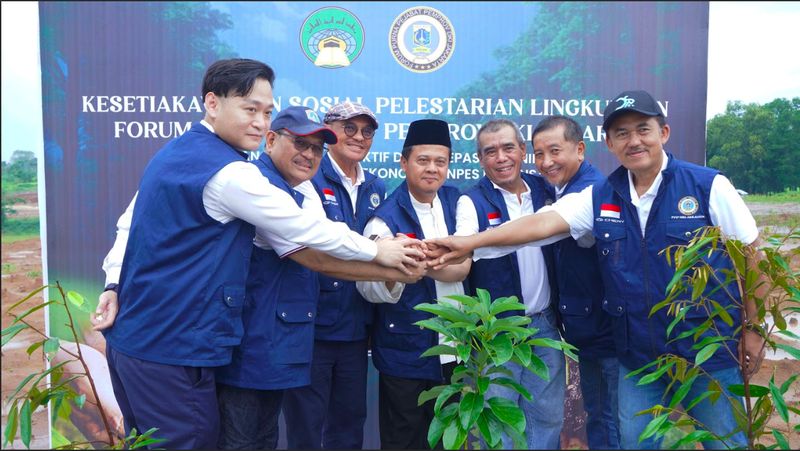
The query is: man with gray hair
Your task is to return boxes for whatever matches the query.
[455,119,566,449]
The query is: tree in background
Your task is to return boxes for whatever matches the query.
[706,98,800,194]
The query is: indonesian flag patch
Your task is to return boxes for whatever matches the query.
[600,203,621,219]
[487,212,502,226]
[322,188,336,202]
[404,232,417,239]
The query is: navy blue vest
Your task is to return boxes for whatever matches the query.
[592,155,740,371]
[465,173,557,315]
[371,182,466,381]
[551,162,615,358]
[107,123,255,366]
[310,154,386,341]
[216,154,320,390]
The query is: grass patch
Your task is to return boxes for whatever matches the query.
[2,262,17,274]
[1,233,39,244]
[753,212,800,230]
[745,187,800,203]
[26,270,42,279]
[2,217,40,235]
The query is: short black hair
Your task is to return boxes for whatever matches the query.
[202,58,275,99]
[532,115,582,144]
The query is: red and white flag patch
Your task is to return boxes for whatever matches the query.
[322,188,336,202]
[600,203,621,219]
[404,232,417,239]
[487,212,502,226]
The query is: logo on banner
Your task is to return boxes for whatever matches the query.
[389,6,455,73]
[678,196,699,215]
[300,7,365,69]
[487,212,502,226]
[322,188,337,204]
[599,203,621,219]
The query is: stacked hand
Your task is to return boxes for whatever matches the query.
[423,236,474,270]
[374,234,427,275]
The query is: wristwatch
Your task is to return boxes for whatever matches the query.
[103,283,119,293]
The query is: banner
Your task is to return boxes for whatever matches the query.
[39,2,709,447]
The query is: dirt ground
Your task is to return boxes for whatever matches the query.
[1,193,798,449]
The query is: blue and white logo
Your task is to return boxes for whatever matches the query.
[389,6,455,73]
[678,196,699,215]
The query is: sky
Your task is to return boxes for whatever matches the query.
[2,1,799,162]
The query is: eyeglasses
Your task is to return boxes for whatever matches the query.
[341,122,376,140]
[275,131,325,156]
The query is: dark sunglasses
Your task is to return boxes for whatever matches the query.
[341,122,376,139]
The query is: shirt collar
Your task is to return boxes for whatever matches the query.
[200,119,214,133]
[627,150,669,199]
[328,154,365,186]
[489,179,531,197]
[409,192,441,212]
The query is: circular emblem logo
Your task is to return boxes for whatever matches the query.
[300,7,365,69]
[678,196,699,215]
[388,6,455,73]
[370,192,382,208]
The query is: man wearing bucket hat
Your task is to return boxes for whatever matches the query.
[426,90,767,449]
[282,102,385,449]
[357,119,472,449]
[93,59,424,449]
[216,106,424,449]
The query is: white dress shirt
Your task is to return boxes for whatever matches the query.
[102,120,377,285]
[356,192,464,364]
[455,181,551,315]
[550,151,759,244]
[328,155,366,214]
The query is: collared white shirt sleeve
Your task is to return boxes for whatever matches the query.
[356,217,405,303]
[253,180,325,257]
[547,186,595,242]
[709,175,759,245]
[102,193,137,285]
[204,161,376,261]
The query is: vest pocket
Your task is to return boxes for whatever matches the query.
[381,311,429,351]
[665,221,706,245]
[601,297,628,354]
[272,302,316,364]
[559,295,592,317]
[594,225,626,269]
[212,286,245,347]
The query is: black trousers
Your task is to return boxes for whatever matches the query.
[378,362,457,450]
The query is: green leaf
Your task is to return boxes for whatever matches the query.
[7,373,37,404]
[513,343,531,367]
[443,294,478,308]
[1,323,28,347]
[43,337,60,360]
[487,334,514,365]
[668,374,698,409]
[476,289,492,309]
[5,285,49,313]
[434,384,464,414]
[74,393,86,409]
[727,383,769,397]
[639,413,669,441]
[25,340,44,357]
[489,297,526,316]
[637,361,674,386]
[458,392,484,431]
[769,379,789,423]
[694,343,720,366]
[708,299,734,327]
[442,416,467,450]
[20,399,31,447]
[777,329,800,341]
[456,344,471,363]
[487,396,525,435]
[66,290,86,308]
[427,413,446,448]
[414,319,455,339]
[775,343,800,360]
[771,303,787,330]
[3,401,18,447]
[476,376,490,395]
[672,430,715,448]
[772,429,790,450]
[414,302,474,324]
[9,301,56,326]
[491,377,532,401]
[527,354,549,382]
[420,344,458,358]
[476,411,499,448]
[665,306,690,338]
[418,385,445,406]
[780,374,798,394]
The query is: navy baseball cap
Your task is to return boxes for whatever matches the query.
[271,106,337,144]
[602,90,664,131]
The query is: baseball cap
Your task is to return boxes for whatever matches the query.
[323,101,379,129]
[271,106,337,144]
[602,90,664,131]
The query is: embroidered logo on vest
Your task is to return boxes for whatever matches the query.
[678,196,699,215]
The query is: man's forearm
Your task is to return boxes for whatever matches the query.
[290,248,402,282]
